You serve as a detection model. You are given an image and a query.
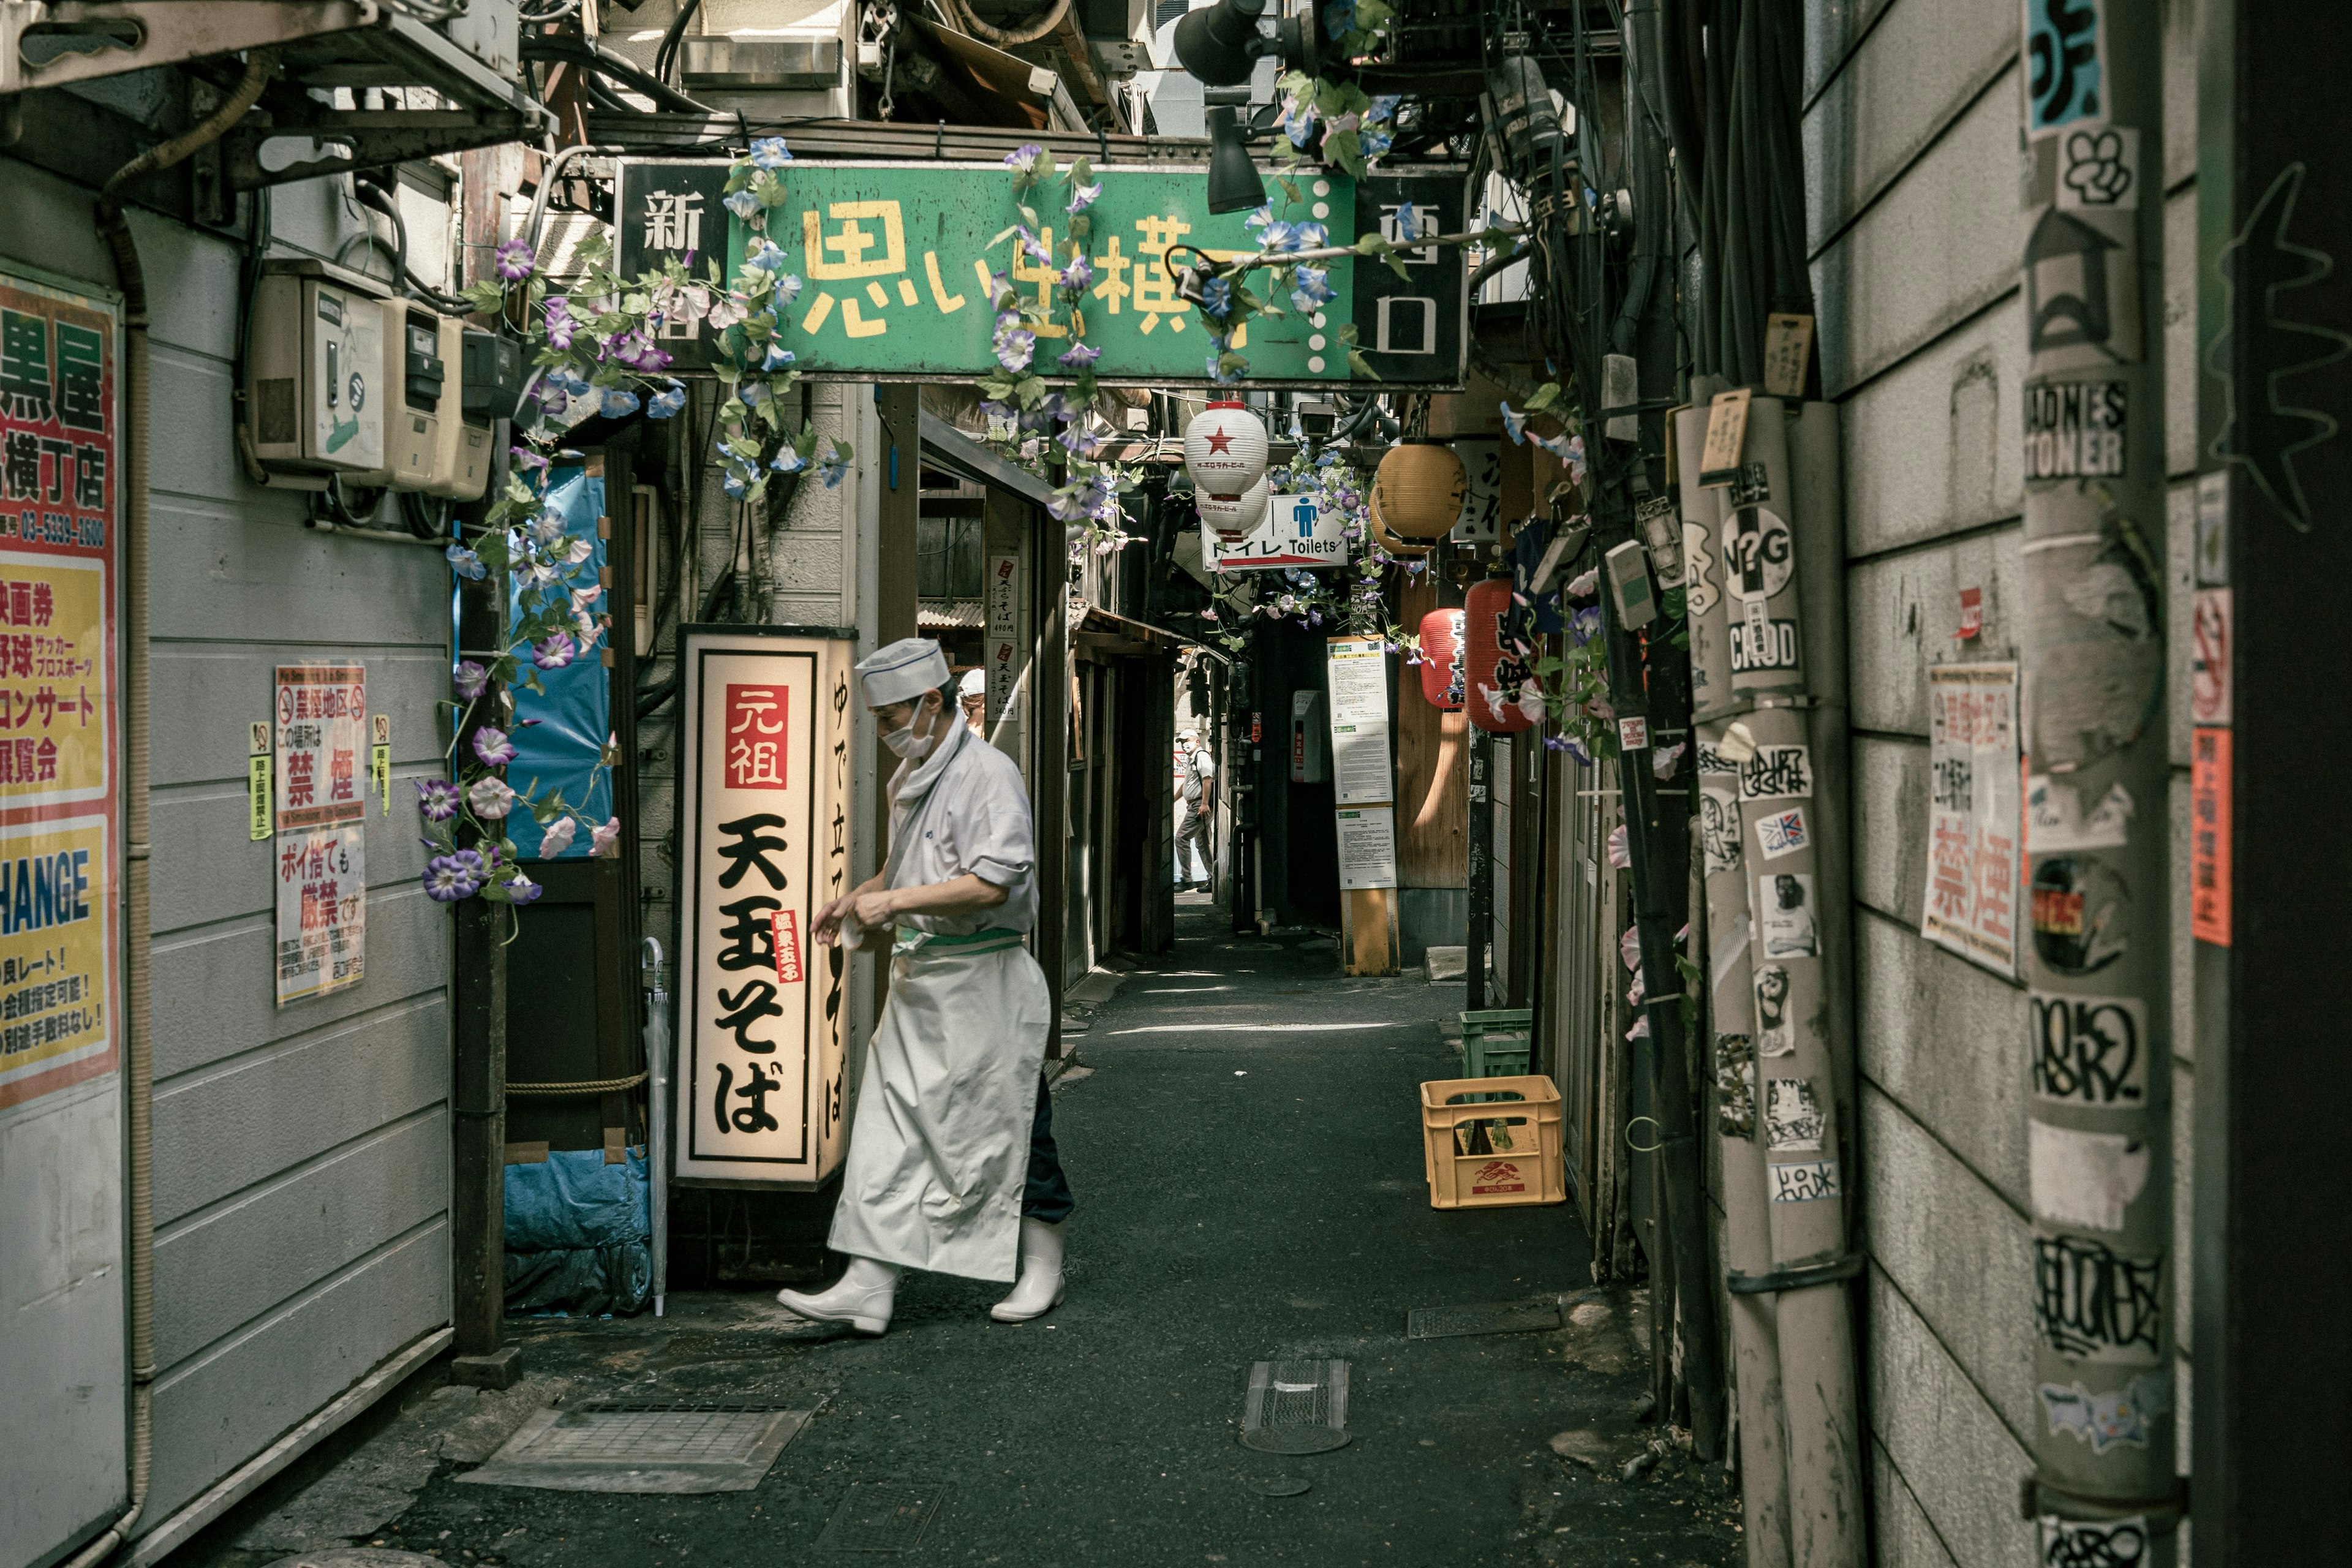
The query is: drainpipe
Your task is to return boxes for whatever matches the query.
[74,49,278,1568]
[2017,1,2176,1555]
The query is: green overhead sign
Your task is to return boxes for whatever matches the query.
[617,159,1468,388]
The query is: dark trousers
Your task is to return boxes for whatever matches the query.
[1022,1069,1074,1223]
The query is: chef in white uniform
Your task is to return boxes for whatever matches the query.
[780,637,1072,1335]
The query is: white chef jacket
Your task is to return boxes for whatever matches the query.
[884,717,1038,935]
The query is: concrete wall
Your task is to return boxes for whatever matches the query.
[1803,1,2201,1561]
[0,154,456,1552]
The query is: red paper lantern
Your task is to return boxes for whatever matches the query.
[1464,577,1538,734]
[1418,608,1465,710]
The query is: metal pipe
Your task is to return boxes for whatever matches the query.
[2018,0,2176,1551]
[1679,396,1792,1568]
[643,938,671,1318]
[75,46,278,1568]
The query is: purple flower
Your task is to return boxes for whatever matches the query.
[603,331,671,373]
[471,726,516,767]
[992,320,1036,372]
[532,631,577,669]
[1058,341,1101,369]
[1059,252,1094,291]
[1066,181,1101,213]
[494,239,535,282]
[510,444,551,475]
[503,871,545,906]
[425,854,483,902]
[416,778,461,823]
[543,296,576,349]
[1004,143,1043,174]
[452,660,489,699]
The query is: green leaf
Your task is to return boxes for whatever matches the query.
[1347,349,1378,380]
[1523,382,1561,413]
[1382,251,1410,281]
[1323,127,1365,177]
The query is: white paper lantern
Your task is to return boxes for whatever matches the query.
[1183,399,1269,500]
[1196,476,1270,541]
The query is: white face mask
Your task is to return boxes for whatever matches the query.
[881,702,937,760]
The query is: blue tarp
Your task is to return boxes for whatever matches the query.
[506,466,612,860]
[503,1147,652,1316]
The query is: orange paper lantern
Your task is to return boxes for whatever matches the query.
[1375,442,1469,543]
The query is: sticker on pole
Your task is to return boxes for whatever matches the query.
[769,908,804,985]
[1616,716,1649,752]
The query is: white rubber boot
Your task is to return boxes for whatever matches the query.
[777,1255,899,1335]
[990,1218,1066,1323]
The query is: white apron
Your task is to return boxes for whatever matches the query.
[827,722,1052,1282]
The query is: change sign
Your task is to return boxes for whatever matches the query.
[618,159,1468,388]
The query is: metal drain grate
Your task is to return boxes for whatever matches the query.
[1406,1298,1566,1340]
[816,1482,951,1552]
[458,1400,819,1494]
[1239,1359,1351,1455]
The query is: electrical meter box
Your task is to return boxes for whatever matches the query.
[246,260,388,474]
[429,320,497,501]
[352,304,451,491]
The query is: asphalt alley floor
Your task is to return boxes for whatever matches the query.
[189,902,1741,1568]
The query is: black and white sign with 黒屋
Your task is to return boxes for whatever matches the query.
[674,625,857,1187]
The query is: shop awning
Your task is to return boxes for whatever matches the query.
[919,411,1058,511]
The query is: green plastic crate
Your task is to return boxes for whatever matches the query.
[1458,1008,1534,1079]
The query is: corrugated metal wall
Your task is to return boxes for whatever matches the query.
[0,155,456,1539]
[1803,1,2201,1561]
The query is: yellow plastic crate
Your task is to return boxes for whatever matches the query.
[1419,1074,1567,1210]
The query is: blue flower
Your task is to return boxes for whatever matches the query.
[1245,205,1273,230]
[772,274,804,309]
[1393,200,1419,243]
[1289,264,1333,313]
[1360,126,1393,160]
[745,237,790,271]
[722,470,750,499]
[739,378,771,405]
[601,386,641,418]
[1367,94,1402,123]
[723,187,763,222]
[1499,401,1529,445]
[1058,423,1104,458]
[763,340,797,371]
[1058,341,1102,369]
[817,443,851,488]
[1322,0,1356,37]
[548,366,592,396]
[772,446,812,474]
[1200,276,1233,320]
[446,544,487,580]
[647,380,687,420]
[750,137,793,170]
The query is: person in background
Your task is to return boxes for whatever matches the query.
[1176,731,1215,894]
[779,638,1073,1336]
[958,665,987,736]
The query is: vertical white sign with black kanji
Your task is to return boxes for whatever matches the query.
[674,628,854,1186]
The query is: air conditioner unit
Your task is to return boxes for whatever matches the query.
[245,260,389,475]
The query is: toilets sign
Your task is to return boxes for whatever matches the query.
[1209,494,1350,571]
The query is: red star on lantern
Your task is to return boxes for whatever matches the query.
[1205,426,1234,454]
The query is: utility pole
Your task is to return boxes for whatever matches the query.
[2018,0,2174,1554]
[2191,3,2352,1562]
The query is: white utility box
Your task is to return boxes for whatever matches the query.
[246,260,388,475]
[352,303,452,491]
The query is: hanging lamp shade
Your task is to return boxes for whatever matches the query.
[1417,608,1466,710]
[1183,399,1270,500]
[1196,476,1270,542]
[1367,484,1429,559]
[1464,576,1538,734]
[1375,441,1469,543]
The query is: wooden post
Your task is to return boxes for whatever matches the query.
[450,496,516,1389]
[1033,504,1069,1052]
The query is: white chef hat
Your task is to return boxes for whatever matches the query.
[959,666,987,699]
[854,637,951,708]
